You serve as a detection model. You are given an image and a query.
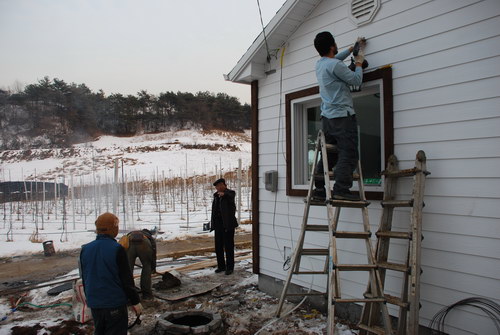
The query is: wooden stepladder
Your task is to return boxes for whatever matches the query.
[275,130,392,335]
[359,151,429,335]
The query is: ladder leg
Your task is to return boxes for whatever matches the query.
[328,206,341,335]
[397,248,410,335]
[276,132,324,317]
[360,156,398,334]
[407,151,426,334]
[358,159,393,334]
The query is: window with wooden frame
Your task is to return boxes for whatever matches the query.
[285,66,393,199]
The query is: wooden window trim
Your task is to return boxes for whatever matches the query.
[251,80,260,274]
[285,66,393,200]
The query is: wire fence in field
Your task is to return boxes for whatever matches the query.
[0,159,252,243]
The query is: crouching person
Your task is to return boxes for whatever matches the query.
[120,228,157,300]
[80,212,142,335]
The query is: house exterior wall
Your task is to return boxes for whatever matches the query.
[256,0,500,334]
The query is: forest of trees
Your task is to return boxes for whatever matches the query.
[0,77,251,149]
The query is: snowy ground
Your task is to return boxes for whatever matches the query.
[0,254,359,335]
[0,129,252,258]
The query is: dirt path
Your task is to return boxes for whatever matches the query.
[0,232,252,292]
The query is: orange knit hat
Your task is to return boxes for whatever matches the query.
[95,212,119,238]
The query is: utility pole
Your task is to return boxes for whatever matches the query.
[237,158,242,224]
[121,160,126,231]
[113,159,119,214]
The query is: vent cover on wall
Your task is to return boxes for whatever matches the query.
[349,0,380,26]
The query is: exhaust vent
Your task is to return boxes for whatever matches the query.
[349,0,380,26]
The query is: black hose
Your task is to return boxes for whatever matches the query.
[429,297,500,334]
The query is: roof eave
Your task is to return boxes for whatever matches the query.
[224,0,320,84]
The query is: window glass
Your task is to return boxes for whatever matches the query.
[353,85,382,186]
[307,106,321,180]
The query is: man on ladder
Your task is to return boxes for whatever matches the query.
[313,31,367,201]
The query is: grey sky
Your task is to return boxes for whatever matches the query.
[0,0,286,104]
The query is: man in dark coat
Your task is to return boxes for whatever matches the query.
[124,229,157,300]
[211,178,238,275]
[80,212,142,335]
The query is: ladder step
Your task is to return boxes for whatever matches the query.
[385,293,409,309]
[328,199,370,208]
[334,231,372,239]
[357,324,387,335]
[306,198,370,208]
[380,199,413,208]
[286,292,325,297]
[335,264,377,271]
[314,172,360,181]
[301,248,329,256]
[376,231,411,239]
[381,167,423,178]
[378,261,409,273]
[334,298,386,304]
[307,198,328,206]
[293,271,327,275]
[305,224,329,232]
[364,293,409,309]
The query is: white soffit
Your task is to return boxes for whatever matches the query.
[225,0,322,84]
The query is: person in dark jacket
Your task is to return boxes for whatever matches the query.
[124,229,157,300]
[80,212,142,335]
[210,178,238,275]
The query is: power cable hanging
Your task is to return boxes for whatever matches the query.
[256,0,272,63]
[271,46,294,270]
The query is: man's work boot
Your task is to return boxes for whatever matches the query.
[312,188,327,200]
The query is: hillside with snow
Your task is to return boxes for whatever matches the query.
[1,129,251,182]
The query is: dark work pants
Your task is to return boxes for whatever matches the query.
[315,115,359,194]
[214,226,235,271]
[127,239,154,298]
[91,305,128,335]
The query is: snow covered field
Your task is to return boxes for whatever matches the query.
[0,129,252,258]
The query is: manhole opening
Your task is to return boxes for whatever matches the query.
[170,315,211,327]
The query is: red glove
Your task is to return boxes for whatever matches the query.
[131,303,143,316]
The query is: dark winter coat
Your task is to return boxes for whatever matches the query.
[211,189,238,231]
[80,235,140,309]
[127,229,157,271]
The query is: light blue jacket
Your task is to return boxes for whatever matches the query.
[315,49,363,118]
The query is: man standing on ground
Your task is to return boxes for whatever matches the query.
[122,228,157,300]
[313,32,367,201]
[210,178,238,275]
[80,212,142,335]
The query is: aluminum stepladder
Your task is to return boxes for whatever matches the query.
[359,151,429,335]
[275,130,392,335]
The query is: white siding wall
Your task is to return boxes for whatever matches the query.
[257,0,500,334]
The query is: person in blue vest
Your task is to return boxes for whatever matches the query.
[80,212,142,335]
[210,178,239,275]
